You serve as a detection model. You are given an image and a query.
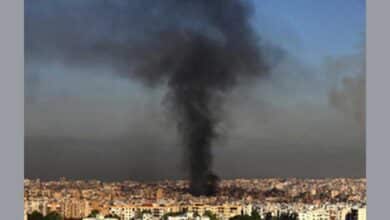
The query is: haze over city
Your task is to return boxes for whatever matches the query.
[25,0,365,182]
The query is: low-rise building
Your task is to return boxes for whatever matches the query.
[299,208,330,220]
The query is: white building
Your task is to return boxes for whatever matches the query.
[109,206,136,220]
[242,204,253,216]
[167,213,210,220]
[167,215,188,220]
[358,207,366,220]
[143,213,154,220]
[299,209,330,220]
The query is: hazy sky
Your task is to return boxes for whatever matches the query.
[25,0,365,181]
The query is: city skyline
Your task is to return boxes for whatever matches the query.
[24,177,366,220]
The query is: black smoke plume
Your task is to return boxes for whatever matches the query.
[26,0,276,196]
[127,1,271,196]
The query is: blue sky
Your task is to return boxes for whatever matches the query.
[253,0,365,64]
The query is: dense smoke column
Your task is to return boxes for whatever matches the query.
[161,29,266,195]
[130,0,270,196]
[26,0,273,196]
[174,83,218,196]
[173,83,218,196]
[168,35,227,196]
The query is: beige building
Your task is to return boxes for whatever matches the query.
[62,199,91,218]
[24,198,49,216]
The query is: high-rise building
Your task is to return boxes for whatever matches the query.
[24,198,49,216]
[62,199,90,218]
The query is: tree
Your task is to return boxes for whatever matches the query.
[264,212,273,220]
[135,210,142,219]
[289,213,298,220]
[28,211,44,220]
[229,215,252,220]
[88,209,100,218]
[204,211,218,220]
[105,214,121,219]
[251,210,261,220]
[44,211,62,220]
[277,212,298,220]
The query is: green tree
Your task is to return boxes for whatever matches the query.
[204,211,218,220]
[28,211,44,220]
[289,212,298,220]
[88,209,100,218]
[277,212,298,220]
[44,211,62,220]
[264,212,273,220]
[105,213,121,219]
[135,210,142,219]
[229,215,252,220]
[251,210,261,220]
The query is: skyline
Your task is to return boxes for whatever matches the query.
[25,0,365,181]
[24,177,366,220]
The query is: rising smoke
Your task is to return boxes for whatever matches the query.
[126,0,272,196]
[328,43,366,130]
[25,0,278,196]
[329,75,365,128]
